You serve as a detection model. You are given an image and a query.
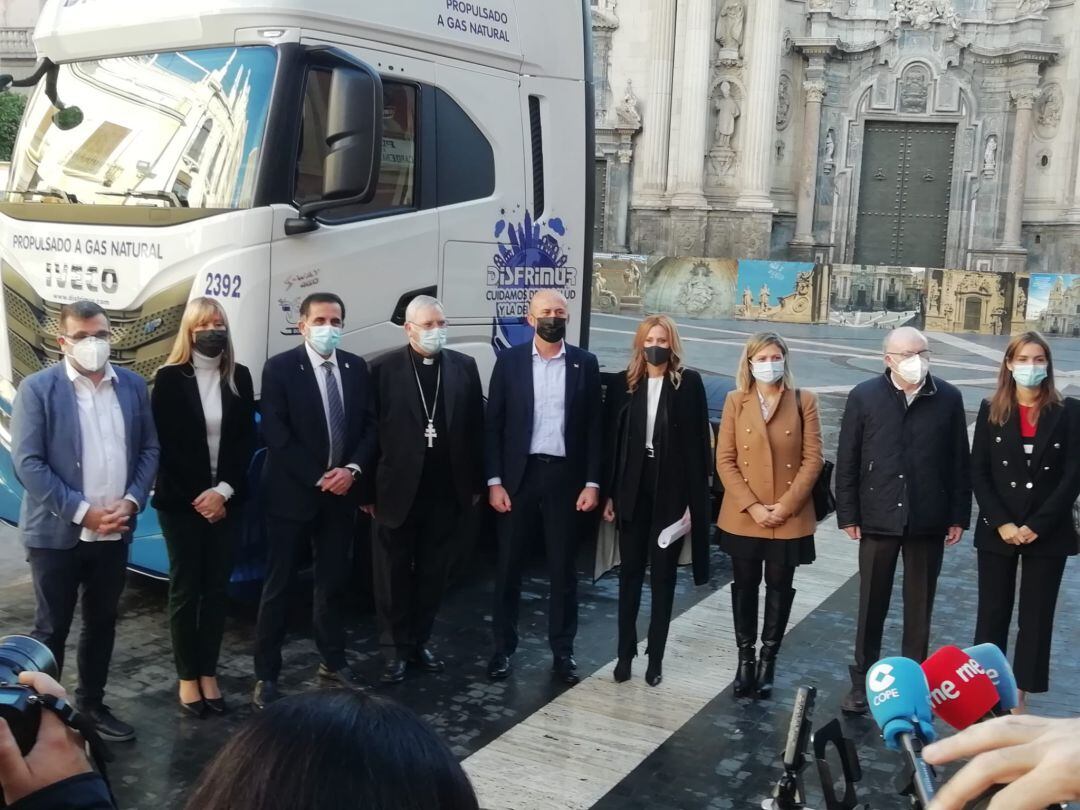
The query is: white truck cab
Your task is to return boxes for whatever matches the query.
[0,0,595,577]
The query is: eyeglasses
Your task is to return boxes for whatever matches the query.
[886,350,932,360]
[63,331,112,341]
[408,320,448,329]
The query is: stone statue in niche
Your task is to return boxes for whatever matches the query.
[899,68,930,113]
[714,0,745,59]
[713,81,741,150]
[1015,284,1027,318]
[929,279,941,313]
[775,139,785,162]
[776,75,792,131]
[1037,84,1063,131]
[982,134,998,177]
[823,129,836,175]
[1017,0,1050,14]
[615,80,641,129]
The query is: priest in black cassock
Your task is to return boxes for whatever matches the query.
[362,295,485,684]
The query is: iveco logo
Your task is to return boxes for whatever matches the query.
[143,318,164,335]
[868,664,896,693]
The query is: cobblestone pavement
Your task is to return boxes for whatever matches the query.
[0,321,1077,809]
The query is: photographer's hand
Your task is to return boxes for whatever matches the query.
[0,672,92,805]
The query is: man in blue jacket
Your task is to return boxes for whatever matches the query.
[11,301,159,743]
[485,289,603,685]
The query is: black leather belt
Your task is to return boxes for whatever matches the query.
[530,453,565,463]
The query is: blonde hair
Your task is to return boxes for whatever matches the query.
[163,297,238,394]
[626,314,685,393]
[735,332,795,392]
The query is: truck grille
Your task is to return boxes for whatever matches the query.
[2,264,192,385]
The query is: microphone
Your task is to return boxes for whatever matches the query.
[866,657,938,808]
[921,646,999,730]
[963,643,1019,715]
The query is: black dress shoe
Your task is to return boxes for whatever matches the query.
[80,704,136,742]
[252,680,281,710]
[318,663,365,691]
[380,659,407,684]
[487,654,512,680]
[552,657,580,685]
[410,647,445,673]
[566,655,578,671]
[645,659,663,687]
[204,697,228,716]
[613,658,632,683]
[180,699,206,718]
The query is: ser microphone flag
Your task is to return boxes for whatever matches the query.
[922,646,999,730]
[866,657,938,808]
[963,643,1019,714]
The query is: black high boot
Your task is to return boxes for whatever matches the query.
[755,587,795,700]
[731,587,758,698]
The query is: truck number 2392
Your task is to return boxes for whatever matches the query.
[204,273,242,299]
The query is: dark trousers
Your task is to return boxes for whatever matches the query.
[159,509,235,680]
[372,496,460,659]
[28,541,128,707]
[254,497,355,681]
[492,456,580,658]
[974,550,1067,694]
[853,532,944,673]
[616,471,683,662]
[731,558,797,592]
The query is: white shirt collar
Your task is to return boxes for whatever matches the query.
[305,341,338,369]
[888,369,925,397]
[532,339,566,360]
[65,357,117,385]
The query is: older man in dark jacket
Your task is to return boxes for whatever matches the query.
[835,327,971,714]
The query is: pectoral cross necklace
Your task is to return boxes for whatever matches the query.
[412,360,442,448]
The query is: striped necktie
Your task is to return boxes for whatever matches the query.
[322,361,346,467]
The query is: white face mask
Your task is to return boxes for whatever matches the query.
[68,337,111,373]
[751,359,785,384]
[413,327,447,355]
[894,354,929,385]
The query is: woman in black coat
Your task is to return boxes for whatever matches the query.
[972,331,1080,708]
[603,315,711,687]
[152,297,256,717]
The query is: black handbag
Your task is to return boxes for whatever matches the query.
[795,389,836,522]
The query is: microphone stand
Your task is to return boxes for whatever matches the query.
[763,687,816,810]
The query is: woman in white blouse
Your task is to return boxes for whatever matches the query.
[152,298,255,717]
[602,315,712,686]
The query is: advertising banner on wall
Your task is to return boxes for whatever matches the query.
[1028,274,1080,337]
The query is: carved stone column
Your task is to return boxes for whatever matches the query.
[1001,87,1040,250]
[633,0,678,205]
[790,79,826,247]
[668,0,712,208]
[736,0,782,210]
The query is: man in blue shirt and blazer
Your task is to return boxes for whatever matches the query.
[486,289,603,684]
[11,300,159,743]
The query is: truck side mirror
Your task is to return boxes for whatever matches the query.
[287,64,383,236]
[52,106,84,131]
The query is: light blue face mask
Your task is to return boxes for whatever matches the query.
[414,327,448,355]
[306,325,343,356]
[1012,363,1048,389]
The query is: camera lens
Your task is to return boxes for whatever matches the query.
[0,635,58,684]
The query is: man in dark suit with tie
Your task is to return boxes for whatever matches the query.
[253,292,376,708]
[362,295,484,684]
[486,289,603,685]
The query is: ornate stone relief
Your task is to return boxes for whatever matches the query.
[899,64,931,113]
[776,74,793,131]
[677,262,717,314]
[615,80,642,130]
[981,134,998,177]
[1017,0,1050,14]
[808,0,831,10]
[889,0,960,38]
[1035,83,1063,139]
[714,0,745,65]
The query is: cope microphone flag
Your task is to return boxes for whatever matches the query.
[921,646,999,730]
[866,657,937,808]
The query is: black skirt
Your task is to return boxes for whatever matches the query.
[719,530,816,567]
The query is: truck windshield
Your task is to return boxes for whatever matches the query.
[6,46,275,210]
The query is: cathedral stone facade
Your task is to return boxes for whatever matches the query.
[592,0,1080,275]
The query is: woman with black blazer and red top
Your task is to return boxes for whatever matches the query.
[972,331,1080,709]
[152,297,256,717]
[603,315,712,687]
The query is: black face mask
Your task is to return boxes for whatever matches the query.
[643,346,672,367]
[193,329,228,358]
[534,317,567,344]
